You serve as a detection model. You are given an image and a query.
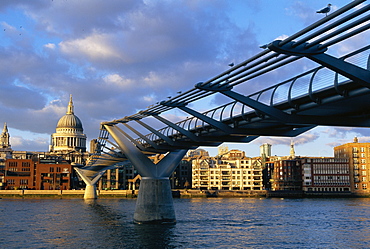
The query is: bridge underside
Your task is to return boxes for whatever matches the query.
[129,80,370,154]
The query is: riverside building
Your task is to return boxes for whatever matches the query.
[300,157,350,193]
[191,149,263,190]
[334,137,370,195]
[0,96,86,190]
[3,156,72,190]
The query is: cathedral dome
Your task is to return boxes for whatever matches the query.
[57,114,83,129]
[55,95,83,130]
[50,94,87,153]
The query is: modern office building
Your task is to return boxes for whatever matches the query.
[300,157,350,193]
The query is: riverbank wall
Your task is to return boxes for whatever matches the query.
[0,189,365,198]
[0,189,267,198]
[0,189,139,198]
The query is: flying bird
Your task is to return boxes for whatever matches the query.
[259,44,268,49]
[228,63,234,67]
[317,4,331,16]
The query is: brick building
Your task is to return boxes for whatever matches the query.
[270,159,302,191]
[3,157,72,190]
[334,137,370,195]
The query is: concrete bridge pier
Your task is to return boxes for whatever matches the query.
[134,177,175,224]
[84,184,98,199]
[104,125,188,224]
[75,168,106,199]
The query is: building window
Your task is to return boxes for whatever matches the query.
[362,165,366,170]
[7,179,15,185]
[362,184,367,190]
[9,162,17,167]
[22,162,30,167]
[20,179,28,185]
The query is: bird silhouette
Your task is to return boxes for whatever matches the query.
[259,44,268,49]
[228,63,234,67]
[317,4,331,16]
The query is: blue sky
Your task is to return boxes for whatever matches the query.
[0,0,369,157]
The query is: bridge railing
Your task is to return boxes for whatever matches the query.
[134,45,370,147]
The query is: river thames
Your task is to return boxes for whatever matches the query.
[1,197,370,248]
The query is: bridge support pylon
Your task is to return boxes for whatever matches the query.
[134,177,175,224]
[75,168,106,199]
[104,125,188,224]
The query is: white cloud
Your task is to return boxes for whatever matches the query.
[11,136,49,151]
[59,33,121,60]
[44,43,55,49]
[255,132,319,146]
[103,74,133,89]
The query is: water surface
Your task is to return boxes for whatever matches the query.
[0,198,369,248]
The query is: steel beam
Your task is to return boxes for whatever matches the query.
[160,101,235,134]
[153,115,203,142]
[307,53,370,88]
[268,40,370,88]
[123,123,174,151]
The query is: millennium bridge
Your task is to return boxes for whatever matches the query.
[75,0,370,224]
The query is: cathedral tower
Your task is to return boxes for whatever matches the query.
[0,122,10,149]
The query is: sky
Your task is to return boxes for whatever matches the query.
[0,0,369,157]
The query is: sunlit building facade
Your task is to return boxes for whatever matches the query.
[49,95,89,165]
[301,157,350,193]
[334,137,370,195]
[3,156,72,190]
[192,149,263,190]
